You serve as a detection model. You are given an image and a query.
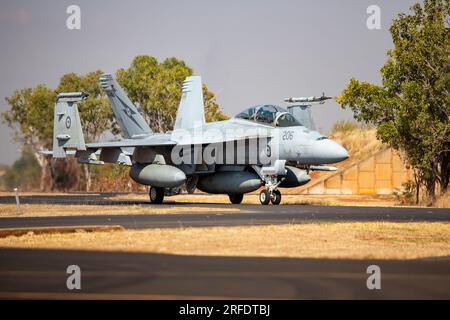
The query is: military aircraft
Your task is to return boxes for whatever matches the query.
[48,74,348,205]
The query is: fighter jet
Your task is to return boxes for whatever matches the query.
[49,74,348,205]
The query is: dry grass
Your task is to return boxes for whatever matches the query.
[0,203,239,217]
[330,127,383,164]
[0,191,78,197]
[434,190,450,208]
[1,222,449,260]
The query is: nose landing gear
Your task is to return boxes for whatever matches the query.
[271,189,282,205]
[259,186,282,205]
[253,160,286,205]
[259,189,270,205]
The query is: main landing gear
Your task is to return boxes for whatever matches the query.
[228,193,244,204]
[149,186,164,204]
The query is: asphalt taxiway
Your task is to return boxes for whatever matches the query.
[0,193,449,230]
[0,248,449,299]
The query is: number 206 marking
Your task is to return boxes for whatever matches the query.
[282,131,294,140]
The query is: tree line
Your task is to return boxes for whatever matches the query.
[1,55,228,191]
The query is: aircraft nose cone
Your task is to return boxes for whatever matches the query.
[334,144,349,162]
[312,139,349,164]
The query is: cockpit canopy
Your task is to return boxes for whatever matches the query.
[235,104,302,127]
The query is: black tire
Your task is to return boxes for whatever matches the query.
[271,190,281,205]
[259,189,270,205]
[149,186,164,204]
[228,193,244,204]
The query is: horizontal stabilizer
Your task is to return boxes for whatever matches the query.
[40,150,76,156]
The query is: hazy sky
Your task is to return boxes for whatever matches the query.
[0,0,417,164]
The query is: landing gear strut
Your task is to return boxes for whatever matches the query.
[149,186,164,204]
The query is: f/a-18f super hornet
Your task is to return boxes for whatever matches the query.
[48,74,348,205]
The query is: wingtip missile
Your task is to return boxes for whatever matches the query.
[284,93,332,104]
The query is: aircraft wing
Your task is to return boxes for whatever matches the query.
[86,135,176,150]
[86,131,271,150]
[171,119,273,146]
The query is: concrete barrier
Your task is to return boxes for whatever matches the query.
[300,148,412,195]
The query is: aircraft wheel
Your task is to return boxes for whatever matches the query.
[259,189,270,205]
[228,193,244,204]
[271,190,282,205]
[149,186,164,204]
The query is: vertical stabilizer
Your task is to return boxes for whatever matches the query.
[52,92,87,158]
[174,76,205,130]
[99,73,152,138]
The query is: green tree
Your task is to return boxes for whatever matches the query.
[116,55,228,132]
[56,70,116,141]
[337,0,450,202]
[2,146,41,191]
[203,86,229,122]
[2,85,56,190]
[2,54,227,192]
[2,71,115,191]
